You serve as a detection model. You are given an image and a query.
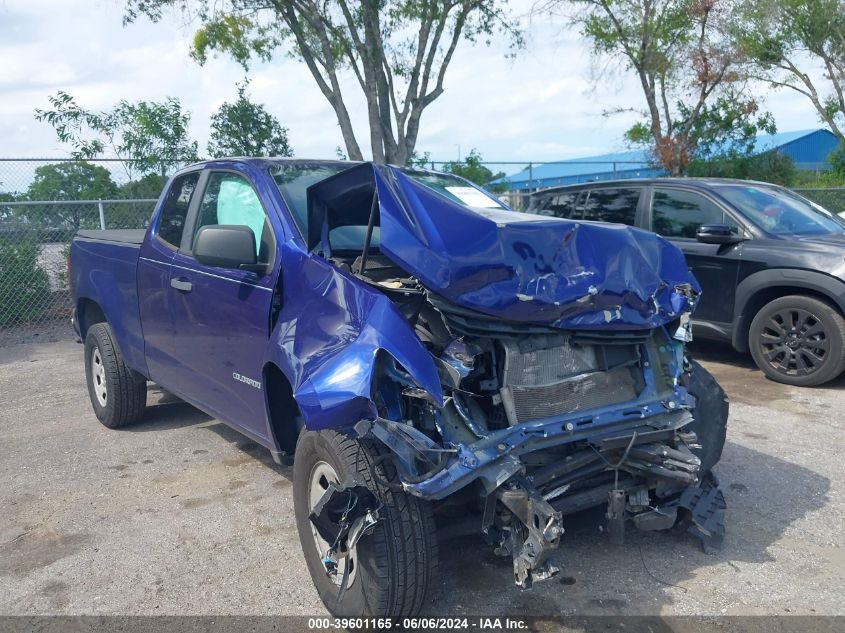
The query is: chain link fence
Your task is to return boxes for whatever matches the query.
[0,158,176,335]
[1,157,845,336]
[0,199,157,331]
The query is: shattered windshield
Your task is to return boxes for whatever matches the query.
[714,184,845,236]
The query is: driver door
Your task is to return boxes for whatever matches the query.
[646,187,743,329]
[165,169,278,441]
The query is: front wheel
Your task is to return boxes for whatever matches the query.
[749,295,845,387]
[682,359,728,475]
[84,322,147,428]
[293,430,438,617]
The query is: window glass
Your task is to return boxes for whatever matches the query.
[195,172,272,261]
[400,170,506,210]
[712,184,845,236]
[531,192,579,217]
[157,172,199,247]
[270,163,351,237]
[651,188,738,238]
[580,188,640,225]
[329,225,381,251]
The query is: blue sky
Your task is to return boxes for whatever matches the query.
[0,0,830,166]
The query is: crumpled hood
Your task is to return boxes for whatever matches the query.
[308,164,700,329]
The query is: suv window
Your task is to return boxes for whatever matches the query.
[194,172,273,263]
[532,191,580,218]
[157,172,200,248]
[651,188,738,238]
[580,188,640,225]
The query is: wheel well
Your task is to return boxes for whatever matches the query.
[264,363,302,457]
[78,299,106,338]
[736,286,843,351]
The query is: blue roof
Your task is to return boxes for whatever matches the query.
[490,149,654,189]
[495,128,840,191]
[751,128,828,152]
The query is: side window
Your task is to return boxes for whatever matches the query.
[651,188,738,238]
[194,172,273,263]
[533,192,579,218]
[157,172,200,248]
[580,188,639,225]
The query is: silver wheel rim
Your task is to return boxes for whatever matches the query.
[91,347,107,407]
[308,460,357,586]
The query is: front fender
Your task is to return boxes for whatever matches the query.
[733,268,845,350]
[264,245,442,431]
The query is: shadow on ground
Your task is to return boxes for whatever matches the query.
[430,440,830,615]
[129,387,291,478]
[112,356,833,616]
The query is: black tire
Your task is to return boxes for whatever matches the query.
[748,295,845,387]
[84,323,147,429]
[682,359,728,475]
[293,430,438,618]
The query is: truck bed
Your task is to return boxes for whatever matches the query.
[76,229,146,245]
[70,229,147,375]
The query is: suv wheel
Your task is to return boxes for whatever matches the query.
[749,295,845,387]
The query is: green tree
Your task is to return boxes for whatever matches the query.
[36,92,199,178]
[0,237,52,326]
[829,143,845,176]
[24,161,118,230]
[443,149,506,191]
[737,0,845,140]
[208,82,293,158]
[688,150,797,185]
[0,191,18,222]
[407,149,433,168]
[118,173,168,200]
[544,0,762,175]
[124,0,522,165]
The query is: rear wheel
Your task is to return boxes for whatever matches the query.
[84,323,147,429]
[749,295,845,387]
[293,430,438,617]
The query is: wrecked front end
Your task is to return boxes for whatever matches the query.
[355,301,724,587]
[293,163,726,589]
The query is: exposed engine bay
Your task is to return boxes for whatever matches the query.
[327,252,726,589]
[298,164,726,590]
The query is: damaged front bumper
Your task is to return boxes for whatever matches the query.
[356,393,695,501]
[354,391,725,589]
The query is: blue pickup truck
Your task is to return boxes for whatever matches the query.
[71,159,728,617]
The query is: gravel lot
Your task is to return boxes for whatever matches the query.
[0,330,843,617]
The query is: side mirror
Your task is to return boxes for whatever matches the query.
[193,225,260,271]
[696,224,744,245]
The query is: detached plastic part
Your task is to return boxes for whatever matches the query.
[676,471,727,553]
[308,476,381,576]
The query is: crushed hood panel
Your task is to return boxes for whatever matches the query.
[309,165,699,329]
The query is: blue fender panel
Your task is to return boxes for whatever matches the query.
[264,244,442,431]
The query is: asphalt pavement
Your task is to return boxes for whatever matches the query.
[0,333,843,617]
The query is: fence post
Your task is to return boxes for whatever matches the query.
[98,200,106,230]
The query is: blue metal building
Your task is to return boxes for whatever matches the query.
[494,128,840,193]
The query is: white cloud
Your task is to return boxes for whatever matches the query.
[0,0,835,170]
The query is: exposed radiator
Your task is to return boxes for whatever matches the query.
[498,338,639,424]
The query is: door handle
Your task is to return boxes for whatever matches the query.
[170,278,193,292]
